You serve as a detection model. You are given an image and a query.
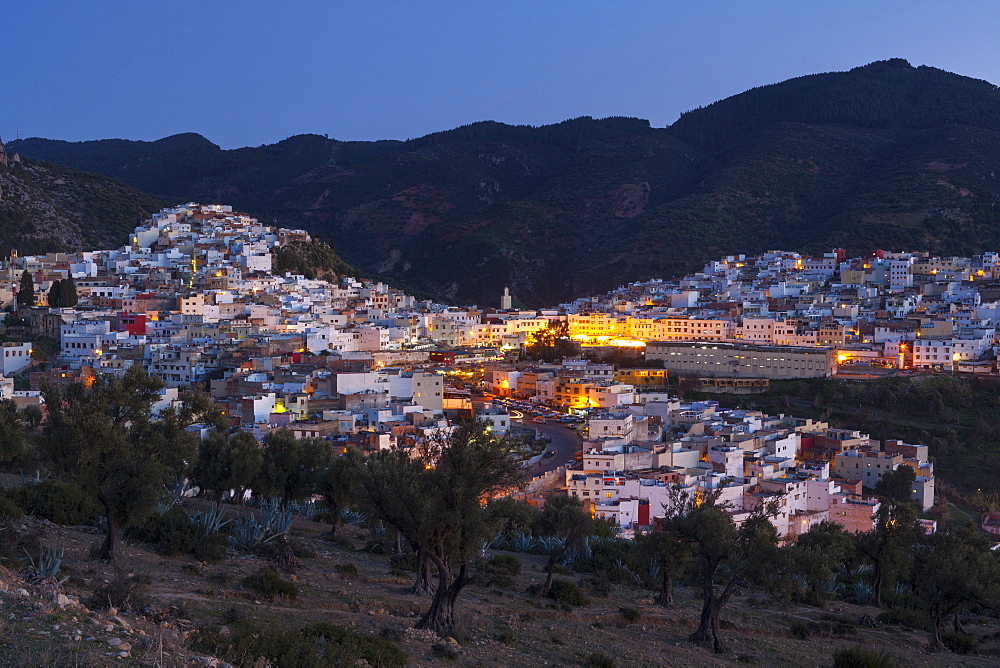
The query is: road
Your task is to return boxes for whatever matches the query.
[515,416,582,476]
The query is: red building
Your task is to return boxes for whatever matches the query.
[116,312,147,336]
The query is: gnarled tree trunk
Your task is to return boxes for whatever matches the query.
[412,549,434,596]
[416,554,471,636]
[656,571,674,607]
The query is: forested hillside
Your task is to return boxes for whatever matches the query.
[15,59,1000,306]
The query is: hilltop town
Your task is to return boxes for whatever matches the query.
[9,204,1000,539]
[4,204,1000,665]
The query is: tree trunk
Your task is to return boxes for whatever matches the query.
[539,552,559,598]
[953,610,964,634]
[872,559,884,608]
[930,609,943,651]
[416,557,470,636]
[690,572,714,643]
[709,605,728,654]
[412,549,434,596]
[656,570,674,607]
[99,498,122,563]
[326,498,342,536]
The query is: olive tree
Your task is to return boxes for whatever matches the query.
[357,419,523,635]
[41,367,196,562]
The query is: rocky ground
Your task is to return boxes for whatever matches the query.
[0,506,998,667]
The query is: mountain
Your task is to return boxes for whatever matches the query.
[14,59,1000,306]
[0,143,167,256]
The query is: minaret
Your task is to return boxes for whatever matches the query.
[501,287,512,310]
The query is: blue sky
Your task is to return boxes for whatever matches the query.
[5,0,1000,148]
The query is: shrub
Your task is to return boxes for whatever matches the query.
[191,534,227,563]
[389,553,417,572]
[941,632,979,655]
[877,607,927,631]
[789,620,811,639]
[619,606,641,624]
[305,623,408,666]
[333,563,359,577]
[494,628,517,644]
[88,572,151,612]
[483,554,521,576]
[547,579,590,607]
[0,496,22,521]
[195,617,407,667]
[832,647,898,668]
[241,568,299,602]
[128,506,200,556]
[7,481,99,525]
[586,651,616,668]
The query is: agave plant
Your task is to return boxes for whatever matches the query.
[24,544,66,581]
[20,470,51,487]
[156,496,178,516]
[169,475,192,499]
[341,508,368,527]
[536,535,566,555]
[262,504,294,536]
[228,516,276,552]
[291,500,320,520]
[508,531,537,553]
[365,521,390,553]
[488,532,507,550]
[191,502,231,538]
[853,582,874,605]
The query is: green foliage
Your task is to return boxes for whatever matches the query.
[272,239,358,280]
[388,553,417,572]
[40,366,205,561]
[0,495,22,521]
[873,465,916,506]
[6,480,101,525]
[193,430,262,502]
[781,521,858,604]
[908,526,1000,648]
[356,418,525,635]
[241,568,299,602]
[546,579,590,607]
[831,647,898,668]
[16,271,34,307]
[857,502,922,608]
[127,506,201,556]
[941,632,979,654]
[520,322,578,362]
[0,399,27,464]
[574,537,636,574]
[0,157,166,258]
[254,430,330,502]
[486,497,539,535]
[47,278,78,307]
[877,607,927,630]
[315,448,362,535]
[196,614,408,668]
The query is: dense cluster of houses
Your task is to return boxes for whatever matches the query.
[0,204,948,537]
[565,397,935,537]
[553,249,1000,375]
